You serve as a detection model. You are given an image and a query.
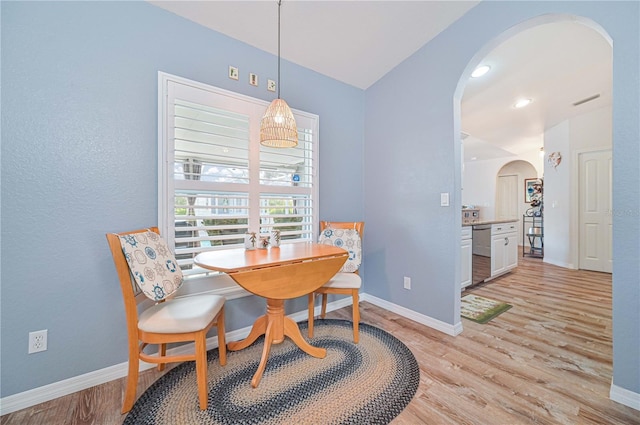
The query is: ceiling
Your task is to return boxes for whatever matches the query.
[149,1,613,161]
[462,21,612,161]
[149,1,480,90]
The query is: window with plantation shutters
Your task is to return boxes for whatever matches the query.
[159,73,319,296]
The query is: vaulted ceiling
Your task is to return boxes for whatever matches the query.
[149,1,612,161]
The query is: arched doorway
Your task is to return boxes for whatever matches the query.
[457,16,612,271]
[495,160,539,250]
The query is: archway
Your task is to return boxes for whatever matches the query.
[453,8,615,376]
[495,160,539,250]
[456,15,612,271]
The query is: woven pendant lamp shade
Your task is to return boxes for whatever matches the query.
[260,0,297,148]
[260,98,298,148]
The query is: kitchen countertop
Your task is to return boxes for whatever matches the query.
[462,218,519,227]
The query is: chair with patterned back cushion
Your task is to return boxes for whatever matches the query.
[106,227,226,413]
[308,221,364,343]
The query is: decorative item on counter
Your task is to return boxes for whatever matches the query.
[258,234,270,249]
[271,229,281,247]
[244,232,257,250]
[462,208,480,224]
[547,151,562,169]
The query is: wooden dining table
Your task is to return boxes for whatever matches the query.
[194,242,348,387]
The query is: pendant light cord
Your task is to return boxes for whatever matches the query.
[277,0,282,99]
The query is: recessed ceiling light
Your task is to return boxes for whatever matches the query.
[514,98,532,108]
[471,65,491,78]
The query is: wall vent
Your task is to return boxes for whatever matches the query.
[573,94,600,106]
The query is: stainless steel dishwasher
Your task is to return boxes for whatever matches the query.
[472,224,492,284]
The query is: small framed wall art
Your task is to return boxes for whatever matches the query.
[228,66,239,80]
[525,178,542,203]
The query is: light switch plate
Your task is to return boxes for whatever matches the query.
[249,73,258,86]
[440,192,450,207]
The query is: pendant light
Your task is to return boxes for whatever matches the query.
[260,0,298,148]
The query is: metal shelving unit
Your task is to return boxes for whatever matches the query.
[523,215,543,258]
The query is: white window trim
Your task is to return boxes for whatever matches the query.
[158,71,319,299]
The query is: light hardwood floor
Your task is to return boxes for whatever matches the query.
[2,253,638,424]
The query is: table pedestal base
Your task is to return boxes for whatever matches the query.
[227,298,326,387]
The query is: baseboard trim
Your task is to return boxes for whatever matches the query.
[610,381,640,411]
[0,298,355,416]
[0,362,127,416]
[3,297,635,415]
[543,257,575,270]
[0,334,227,415]
[0,293,519,414]
[362,293,462,336]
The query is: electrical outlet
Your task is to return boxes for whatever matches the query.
[28,330,48,354]
[403,276,411,290]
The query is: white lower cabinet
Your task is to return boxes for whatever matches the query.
[461,227,472,289]
[490,223,518,278]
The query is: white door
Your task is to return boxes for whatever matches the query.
[579,150,612,273]
[496,175,518,220]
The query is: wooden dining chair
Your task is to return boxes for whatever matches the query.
[308,221,364,343]
[106,227,226,413]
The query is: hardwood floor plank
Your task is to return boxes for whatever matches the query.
[1,255,638,424]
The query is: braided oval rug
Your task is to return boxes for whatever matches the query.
[124,319,419,425]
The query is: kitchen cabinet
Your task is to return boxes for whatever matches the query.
[461,227,472,289]
[490,222,518,278]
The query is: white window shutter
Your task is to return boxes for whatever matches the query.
[159,73,319,290]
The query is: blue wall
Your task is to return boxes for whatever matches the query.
[2,0,638,402]
[364,0,639,394]
[0,1,364,397]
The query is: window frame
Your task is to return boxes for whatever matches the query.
[158,72,319,298]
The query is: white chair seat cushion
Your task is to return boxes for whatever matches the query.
[138,294,225,334]
[322,272,361,289]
